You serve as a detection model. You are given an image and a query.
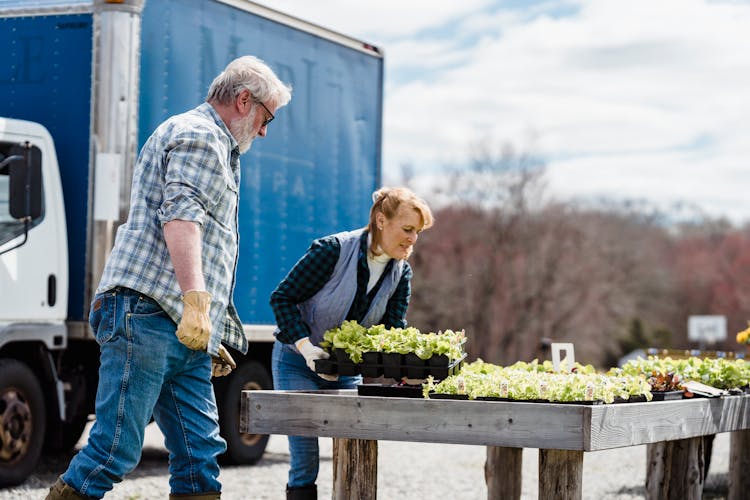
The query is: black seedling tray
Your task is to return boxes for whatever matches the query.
[429,393,469,400]
[315,352,466,380]
[357,383,424,398]
[613,394,648,404]
[555,399,604,405]
[649,390,685,401]
[426,394,652,404]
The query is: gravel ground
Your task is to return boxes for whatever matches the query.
[2,423,732,499]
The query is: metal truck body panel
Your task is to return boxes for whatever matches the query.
[140,0,383,326]
[0,12,93,322]
[0,0,383,328]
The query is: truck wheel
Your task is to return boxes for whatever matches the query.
[216,360,271,465]
[0,359,46,487]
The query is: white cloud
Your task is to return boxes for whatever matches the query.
[267,0,494,42]
[546,149,748,222]
[259,0,750,224]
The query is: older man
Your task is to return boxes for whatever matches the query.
[46,56,291,500]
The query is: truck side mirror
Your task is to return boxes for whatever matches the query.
[8,145,43,220]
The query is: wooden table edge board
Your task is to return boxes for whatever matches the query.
[241,389,750,451]
[241,390,750,500]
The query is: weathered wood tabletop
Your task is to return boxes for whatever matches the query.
[241,389,750,500]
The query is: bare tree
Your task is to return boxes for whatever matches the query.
[409,140,689,367]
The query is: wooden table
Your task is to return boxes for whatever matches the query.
[241,390,750,500]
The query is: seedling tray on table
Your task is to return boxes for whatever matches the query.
[315,350,467,379]
[427,393,606,404]
[357,383,424,398]
[650,390,685,401]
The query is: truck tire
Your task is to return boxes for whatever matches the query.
[215,360,272,465]
[0,359,46,487]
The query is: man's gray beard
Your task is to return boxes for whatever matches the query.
[237,135,254,154]
[230,107,257,154]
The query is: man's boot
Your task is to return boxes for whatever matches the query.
[169,493,221,499]
[286,483,317,500]
[45,478,91,500]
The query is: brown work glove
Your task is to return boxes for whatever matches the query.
[212,345,236,377]
[176,290,212,351]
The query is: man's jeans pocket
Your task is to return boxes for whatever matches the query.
[89,291,116,345]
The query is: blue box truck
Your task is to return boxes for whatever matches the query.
[0,0,383,485]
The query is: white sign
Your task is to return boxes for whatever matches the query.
[93,152,121,221]
[688,315,727,343]
[551,342,575,372]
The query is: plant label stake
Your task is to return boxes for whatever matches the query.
[551,342,576,372]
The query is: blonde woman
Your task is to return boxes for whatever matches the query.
[270,187,434,500]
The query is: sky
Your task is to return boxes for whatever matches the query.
[260,0,750,224]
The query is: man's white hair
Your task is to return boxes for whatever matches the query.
[207,55,292,108]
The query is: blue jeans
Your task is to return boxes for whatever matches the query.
[62,287,225,498]
[271,340,361,487]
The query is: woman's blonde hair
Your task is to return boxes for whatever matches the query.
[368,187,434,255]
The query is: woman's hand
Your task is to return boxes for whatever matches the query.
[295,337,338,381]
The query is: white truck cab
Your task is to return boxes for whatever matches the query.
[1,118,68,335]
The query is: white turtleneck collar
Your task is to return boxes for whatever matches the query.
[366,233,391,292]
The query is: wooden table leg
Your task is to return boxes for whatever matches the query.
[538,449,583,500]
[646,438,704,500]
[332,438,377,500]
[729,429,750,500]
[485,446,522,500]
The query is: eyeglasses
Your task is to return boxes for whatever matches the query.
[254,98,275,127]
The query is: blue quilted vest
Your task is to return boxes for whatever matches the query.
[298,229,404,346]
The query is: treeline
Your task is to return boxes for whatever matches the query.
[404,142,750,368]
